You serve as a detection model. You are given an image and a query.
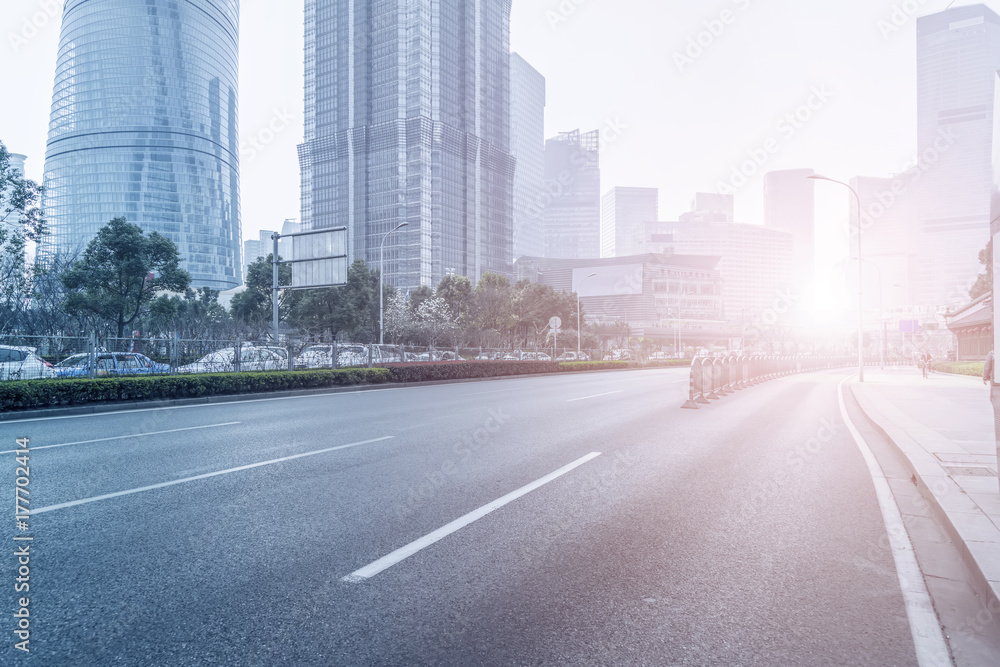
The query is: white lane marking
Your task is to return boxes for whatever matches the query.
[29,436,396,515]
[567,391,624,403]
[837,378,952,667]
[342,452,602,583]
[0,422,241,455]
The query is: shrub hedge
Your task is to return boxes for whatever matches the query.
[0,359,691,413]
[0,368,391,412]
[932,361,986,378]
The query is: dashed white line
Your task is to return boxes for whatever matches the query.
[567,391,624,403]
[342,452,602,583]
[0,422,242,454]
[837,377,952,667]
[29,436,396,515]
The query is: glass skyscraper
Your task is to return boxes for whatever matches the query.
[298,0,516,292]
[41,0,242,290]
[510,53,546,262]
[916,5,1000,309]
[543,130,601,260]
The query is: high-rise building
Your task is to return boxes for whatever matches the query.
[851,174,917,314]
[298,1,515,292]
[601,187,658,258]
[681,192,734,224]
[638,218,794,324]
[763,169,815,298]
[510,54,546,262]
[243,219,300,281]
[40,0,242,290]
[543,130,601,259]
[916,5,1000,308]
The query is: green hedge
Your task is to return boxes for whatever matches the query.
[933,361,986,378]
[0,359,691,413]
[0,368,391,412]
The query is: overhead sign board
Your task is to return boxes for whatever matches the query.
[289,228,348,289]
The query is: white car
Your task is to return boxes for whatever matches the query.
[178,347,285,374]
[0,345,57,381]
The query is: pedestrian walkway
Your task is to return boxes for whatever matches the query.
[851,368,1000,610]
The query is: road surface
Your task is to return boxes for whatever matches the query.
[1,368,929,665]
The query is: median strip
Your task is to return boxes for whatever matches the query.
[29,436,396,515]
[342,452,602,583]
[0,422,242,454]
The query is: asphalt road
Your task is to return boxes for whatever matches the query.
[1,368,926,665]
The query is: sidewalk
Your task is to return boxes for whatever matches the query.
[850,368,1000,610]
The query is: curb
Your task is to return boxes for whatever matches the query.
[0,365,680,422]
[848,380,1000,612]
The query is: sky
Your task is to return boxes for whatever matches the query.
[0,0,974,309]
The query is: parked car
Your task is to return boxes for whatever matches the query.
[178,347,284,374]
[0,345,56,381]
[556,351,590,361]
[502,351,523,361]
[522,352,552,361]
[53,352,169,378]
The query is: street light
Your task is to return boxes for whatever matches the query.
[578,272,597,356]
[379,222,409,345]
[809,174,866,382]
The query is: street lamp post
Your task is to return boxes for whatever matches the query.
[578,272,597,357]
[379,222,409,345]
[809,175,865,382]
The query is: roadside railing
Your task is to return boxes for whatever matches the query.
[681,355,869,409]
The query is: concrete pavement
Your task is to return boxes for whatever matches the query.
[850,369,1000,615]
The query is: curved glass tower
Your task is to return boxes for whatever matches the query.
[42,0,242,289]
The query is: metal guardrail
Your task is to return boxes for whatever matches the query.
[681,356,866,409]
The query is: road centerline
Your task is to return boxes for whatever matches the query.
[342,452,602,583]
[29,436,397,515]
[0,422,243,454]
[567,391,624,403]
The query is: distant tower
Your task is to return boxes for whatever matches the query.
[602,187,658,258]
[763,169,816,298]
[41,0,242,289]
[510,54,547,262]
[298,0,515,291]
[543,130,601,259]
[915,5,1000,308]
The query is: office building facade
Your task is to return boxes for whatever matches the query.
[298,0,516,292]
[543,130,601,259]
[916,5,1000,308]
[638,218,794,324]
[41,0,242,290]
[763,169,815,298]
[601,187,658,258]
[510,54,546,262]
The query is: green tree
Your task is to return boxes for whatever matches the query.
[1,141,46,332]
[230,254,300,337]
[472,272,516,344]
[290,259,385,342]
[970,239,992,300]
[148,287,231,339]
[435,274,473,322]
[61,217,190,337]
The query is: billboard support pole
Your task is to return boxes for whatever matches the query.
[272,232,280,344]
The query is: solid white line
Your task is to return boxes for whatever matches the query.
[342,452,602,583]
[29,436,396,515]
[0,422,242,454]
[567,391,624,402]
[837,378,952,667]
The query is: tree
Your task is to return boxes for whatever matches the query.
[0,141,46,333]
[289,260,384,342]
[436,274,473,323]
[230,253,299,337]
[471,272,516,343]
[61,217,190,337]
[148,287,231,339]
[970,239,992,300]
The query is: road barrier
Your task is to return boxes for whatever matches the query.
[681,355,860,409]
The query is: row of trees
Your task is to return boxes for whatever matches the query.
[2,141,592,346]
